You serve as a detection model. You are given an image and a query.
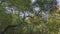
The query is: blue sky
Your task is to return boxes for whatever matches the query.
[56,0,60,8]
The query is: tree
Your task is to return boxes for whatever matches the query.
[0,0,60,34]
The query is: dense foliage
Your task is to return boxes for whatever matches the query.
[0,0,60,34]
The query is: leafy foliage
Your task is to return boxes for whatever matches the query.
[0,0,60,34]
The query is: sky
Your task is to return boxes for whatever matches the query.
[4,0,60,18]
[56,0,60,8]
[31,0,36,4]
[31,0,60,8]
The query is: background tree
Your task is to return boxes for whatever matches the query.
[0,0,60,34]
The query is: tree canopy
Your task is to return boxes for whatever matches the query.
[0,0,60,34]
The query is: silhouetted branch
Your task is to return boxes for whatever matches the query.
[0,25,17,34]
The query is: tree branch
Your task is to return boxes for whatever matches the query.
[0,25,17,34]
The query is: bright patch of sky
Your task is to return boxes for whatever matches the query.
[33,4,40,13]
[20,12,24,18]
[20,11,30,18]
[5,7,14,14]
[20,11,34,18]
[56,0,60,8]
[31,0,36,4]
[33,6,40,11]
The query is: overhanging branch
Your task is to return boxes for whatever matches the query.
[0,25,17,34]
